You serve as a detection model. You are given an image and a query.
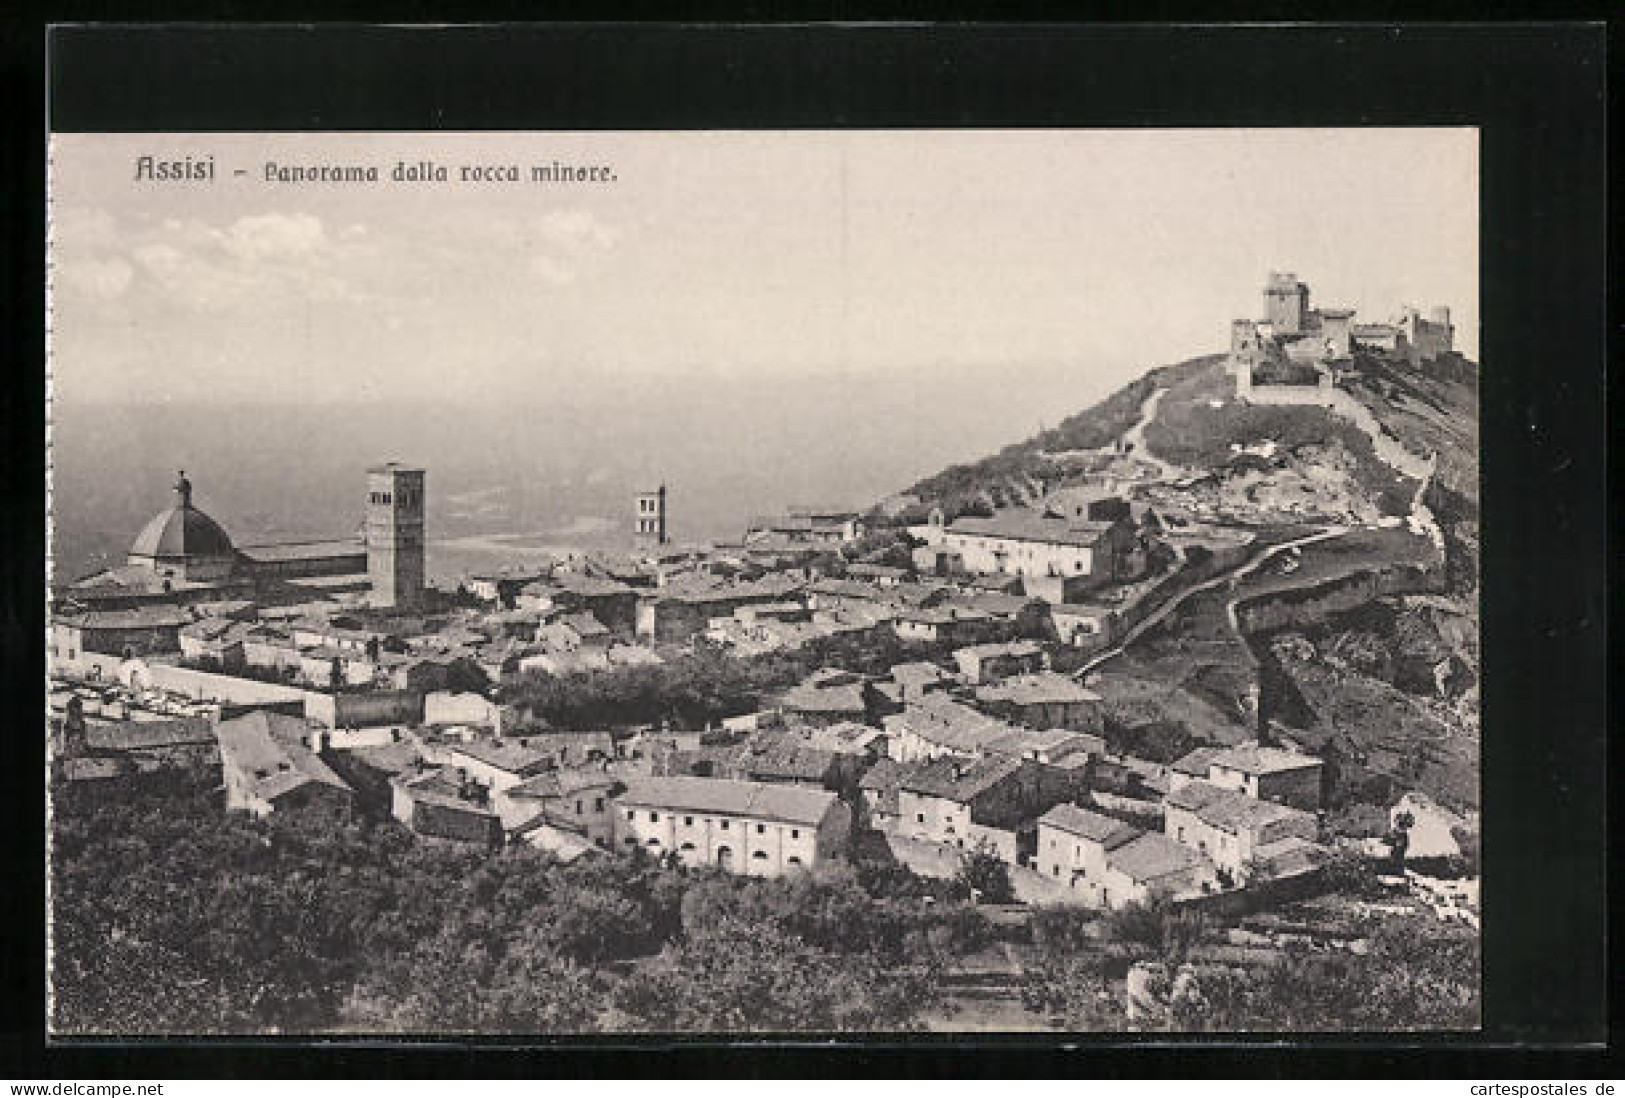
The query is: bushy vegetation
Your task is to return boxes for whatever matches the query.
[1021,894,1479,1032]
[902,356,1222,513]
[500,629,939,731]
[50,774,988,1035]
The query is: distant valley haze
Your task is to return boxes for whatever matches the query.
[49,358,1138,582]
[48,128,1477,582]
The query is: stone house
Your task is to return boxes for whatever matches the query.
[1036,803,1142,904]
[215,710,354,819]
[613,775,851,877]
[894,755,1082,865]
[953,640,1045,684]
[1099,832,1217,909]
[495,766,622,849]
[1204,742,1324,811]
[1163,779,1321,884]
[973,672,1104,733]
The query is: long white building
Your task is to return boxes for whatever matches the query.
[613,775,851,877]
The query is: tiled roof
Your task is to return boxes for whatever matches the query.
[896,755,1022,804]
[616,775,838,826]
[1253,835,1328,880]
[507,766,620,800]
[238,539,365,563]
[1210,743,1322,776]
[986,726,1103,759]
[733,732,840,782]
[858,756,905,791]
[884,695,1019,754]
[58,607,195,631]
[800,720,886,754]
[1039,803,1141,847]
[1165,780,1312,835]
[946,509,1117,548]
[449,738,554,775]
[888,661,951,688]
[956,640,1043,661]
[83,716,216,753]
[1170,746,1225,778]
[976,672,1100,707]
[1106,832,1208,885]
[780,681,868,715]
[215,710,350,801]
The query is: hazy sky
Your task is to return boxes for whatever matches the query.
[50,129,1478,406]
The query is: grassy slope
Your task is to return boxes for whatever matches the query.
[902,355,1222,509]
[1141,358,1417,515]
[894,345,1479,815]
[900,351,1459,526]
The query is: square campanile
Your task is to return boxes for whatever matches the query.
[366,463,426,609]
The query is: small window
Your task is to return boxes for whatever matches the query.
[790,829,799,839]
[916,813,925,824]
[720,820,729,830]
[752,851,768,861]
[650,811,659,822]
[685,816,694,826]
[756,823,766,834]
[575,800,583,815]
[626,809,635,821]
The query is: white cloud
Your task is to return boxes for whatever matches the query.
[536,209,621,251]
[221,213,330,262]
[530,255,577,286]
[58,256,133,300]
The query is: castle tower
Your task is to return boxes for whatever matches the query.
[366,463,426,610]
[634,485,668,548]
[1263,272,1310,335]
[1229,319,1259,398]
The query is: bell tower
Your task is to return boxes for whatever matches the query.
[366,463,426,609]
[634,484,668,548]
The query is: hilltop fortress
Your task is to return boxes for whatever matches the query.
[1229,272,1454,398]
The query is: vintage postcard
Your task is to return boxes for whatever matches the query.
[46,128,1480,1036]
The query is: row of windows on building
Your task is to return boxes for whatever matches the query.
[636,518,660,532]
[368,491,393,505]
[638,498,661,513]
[627,808,801,840]
[620,835,803,866]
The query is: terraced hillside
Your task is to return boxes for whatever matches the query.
[888,343,1480,825]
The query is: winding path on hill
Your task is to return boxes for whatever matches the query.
[1117,386,1183,482]
[1074,525,1348,681]
[1039,385,1182,481]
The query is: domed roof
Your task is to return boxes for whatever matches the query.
[128,472,236,561]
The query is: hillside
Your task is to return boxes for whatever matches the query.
[889,344,1481,820]
[900,350,1477,534]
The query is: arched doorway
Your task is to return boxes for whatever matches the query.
[716,846,733,870]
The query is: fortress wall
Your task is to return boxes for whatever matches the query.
[1241,385,1435,481]
[123,661,309,705]
[1232,561,1445,637]
[305,689,426,729]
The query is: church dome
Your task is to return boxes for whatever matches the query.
[127,472,238,581]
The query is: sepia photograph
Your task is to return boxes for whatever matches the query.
[45,126,1484,1037]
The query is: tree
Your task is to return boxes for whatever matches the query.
[612,920,937,1032]
[955,842,1015,905]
